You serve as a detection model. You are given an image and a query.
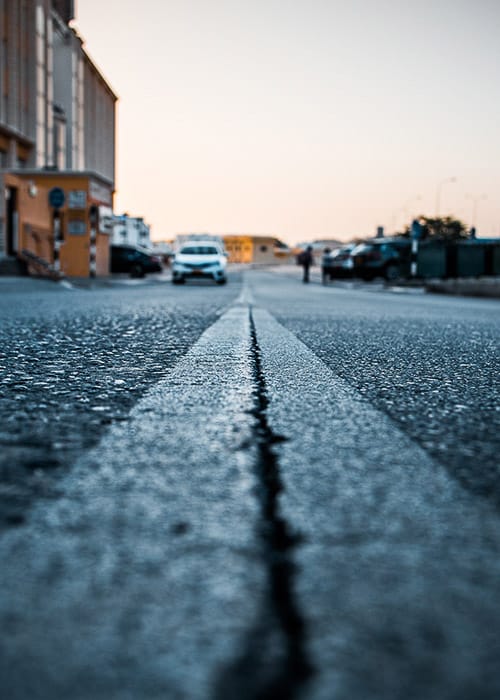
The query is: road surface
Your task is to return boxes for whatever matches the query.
[0,269,499,699]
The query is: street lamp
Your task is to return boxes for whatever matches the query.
[435,177,457,217]
[465,193,487,228]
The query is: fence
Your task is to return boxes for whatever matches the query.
[417,240,500,278]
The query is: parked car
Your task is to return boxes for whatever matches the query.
[322,244,356,280]
[110,245,163,277]
[350,238,411,281]
[172,243,227,285]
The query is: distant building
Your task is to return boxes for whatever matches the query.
[0,1,117,277]
[223,235,291,264]
[174,233,225,250]
[172,233,292,264]
[150,240,174,262]
[112,215,151,248]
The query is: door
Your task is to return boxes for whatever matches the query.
[6,187,19,256]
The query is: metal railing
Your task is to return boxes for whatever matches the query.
[19,249,65,281]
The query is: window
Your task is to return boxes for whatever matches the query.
[54,119,66,170]
[36,5,45,35]
[35,6,46,167]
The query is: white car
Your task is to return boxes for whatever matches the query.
[172,243,228,285]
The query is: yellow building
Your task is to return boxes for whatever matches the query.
[222,235,291,264]
[223,235,254,263]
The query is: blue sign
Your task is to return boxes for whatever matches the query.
[411,219,423,240]
[48,187,65,209]
[68,220,87,235]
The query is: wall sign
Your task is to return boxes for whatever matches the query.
[98,205,113,235]
[68,190,87,209]
[68,220,87,235]
[89,180,112,206]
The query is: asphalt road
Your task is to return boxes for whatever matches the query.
[0,268,499,699]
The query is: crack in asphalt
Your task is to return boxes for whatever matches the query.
[215,306,313,699]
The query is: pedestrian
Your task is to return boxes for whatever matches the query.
[298,245,314,283]
[321,247,332,285]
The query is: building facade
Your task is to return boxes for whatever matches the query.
[112,214,151,248]
[0,0,116,276]
[223,235,291,264]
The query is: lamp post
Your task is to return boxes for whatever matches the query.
[465,193,487,229]
[435,177,456,217]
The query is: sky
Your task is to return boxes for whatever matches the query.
[75,0,500,244]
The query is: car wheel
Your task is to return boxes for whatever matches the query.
[385,264,399,282]
[130,264,144,278]
[216,278,227,285]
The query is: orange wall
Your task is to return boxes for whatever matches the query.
[5,174,53,264]
[96,233,109,276]
[11,173,113,277]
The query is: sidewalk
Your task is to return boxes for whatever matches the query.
[424,277,500,299]
[0,270,172,293]
[263,265,500,299]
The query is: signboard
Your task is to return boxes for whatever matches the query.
[68,220,87,236]
[98,205,113,235]
[89,180,112,206]
[48,187,65,209]
[68,190,87,209]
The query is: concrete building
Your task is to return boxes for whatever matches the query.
[0,0,117,277]
[222,235,291,264]
[112,214,151,248]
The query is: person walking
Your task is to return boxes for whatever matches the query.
[321,247,332,285]
[298,245,314,283]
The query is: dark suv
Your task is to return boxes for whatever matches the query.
[350,238,411,281]
[110,245,162,278]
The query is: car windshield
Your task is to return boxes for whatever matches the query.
[331,247,353,258]
[180,246,219,255]
[351,244,373,255]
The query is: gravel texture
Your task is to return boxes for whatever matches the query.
[0,276,242,527]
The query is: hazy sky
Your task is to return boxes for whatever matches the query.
[75,0,500,243]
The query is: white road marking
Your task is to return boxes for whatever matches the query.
[0,305,264,698]
[251,306,500,699]
[2,288,499,698]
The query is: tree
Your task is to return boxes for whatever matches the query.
[399,216,469,241]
